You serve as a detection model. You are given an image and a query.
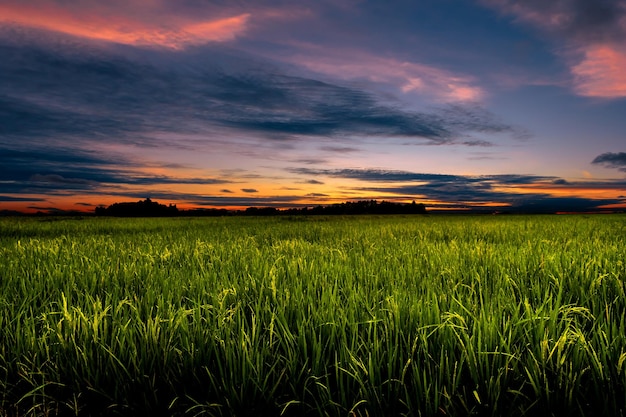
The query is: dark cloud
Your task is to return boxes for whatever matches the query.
[293,158,329,165]
[30,174,95,186]
[360,184,622,212]
[485,0,626,43]
[303,179,325,185]
[289,168,554,184]
[461,140,494,147]
[214,74,451,139]
[1,35,524,148]
[27,206,69,213]
[553,0,626,42]
[319,146,360,153]
[241,188,258,193]
[0,147,123,193]
[0,146,231,195]
[360,183,509,204]
[287,167,624,212]
[191,196,302,207]
[510,196,621,213]
[0,195,46,202]
[434,104,531,141]
[132,177,231,185]
[220,189,234,193]
[592,152,626,172]
[290,168,460,182]
[467,154,506,161]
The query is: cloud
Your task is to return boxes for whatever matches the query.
[571,45,626,98]
[284,47,485,102]
[0,195,46,202]
[293,158,329,165]
[1,38,525,151]
[213,74,451,140]
[433,104,531,141]
[592,152,626,172]
[482,0,626,99]
[303,179,325,185]
[0,146,231,196]
[0,2,250,49]
[482,0,626,43]
[30,174,96,186]
[461,140,495,147]
[289,168,553,184]
[509,196,624,213]
[241,188,259,193]
[287,167,625,212]
[319,146,360,153]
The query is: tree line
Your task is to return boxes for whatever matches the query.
[94,198,426,217]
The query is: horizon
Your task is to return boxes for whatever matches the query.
[3,197,623,216]
[2,0,626,214]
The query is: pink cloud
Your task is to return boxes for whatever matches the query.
[285,47,484,103]
[0,2,250,48]
[571,44,626,98]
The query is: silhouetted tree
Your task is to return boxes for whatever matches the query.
[95,199,426,217]
[95,198,179,217]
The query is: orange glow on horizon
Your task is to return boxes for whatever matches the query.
[3,172,625,214]
[502,182,626,200]
[3,191,624,215]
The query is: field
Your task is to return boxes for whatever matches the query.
[0,214,625,416]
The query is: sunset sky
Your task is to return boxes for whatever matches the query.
[2,0,626,213]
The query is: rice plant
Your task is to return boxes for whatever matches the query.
[0,214,624,416]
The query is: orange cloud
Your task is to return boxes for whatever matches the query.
[571,44,626,98]
[499,181,625,201]
[0,3,249,48]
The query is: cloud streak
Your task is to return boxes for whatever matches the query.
[571,45,626,98]
[592,152,626,172]
[282,47,485,103]
[0,147,231,197]
[0,2,250,49]
[1,37,525,149]
[288,167,626,212]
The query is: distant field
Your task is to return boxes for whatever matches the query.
[1,215,625,416]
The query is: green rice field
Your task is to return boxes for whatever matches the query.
[0,214,625,416]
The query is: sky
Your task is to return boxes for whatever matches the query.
[1,0,626,213]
